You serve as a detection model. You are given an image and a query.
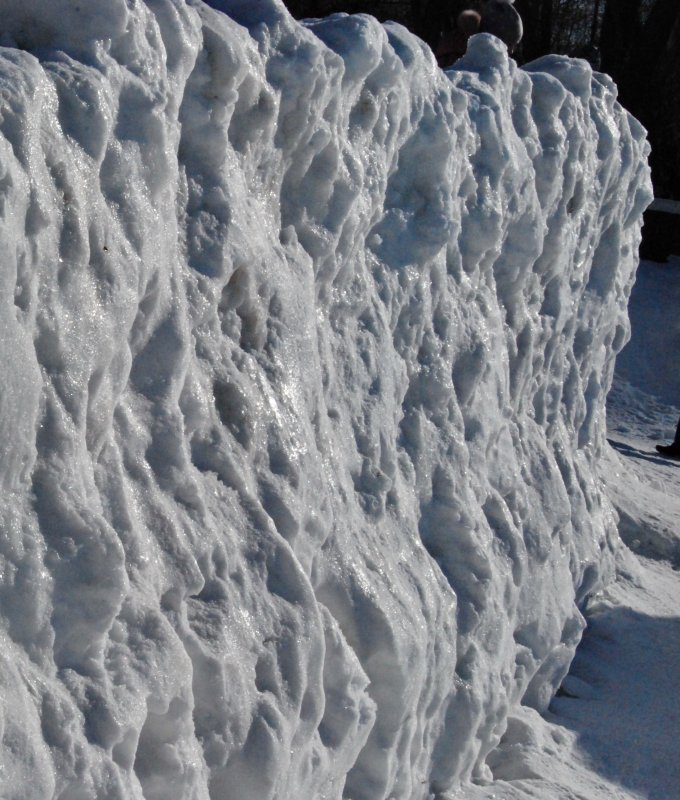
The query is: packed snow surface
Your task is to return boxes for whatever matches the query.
[0,1,650,798]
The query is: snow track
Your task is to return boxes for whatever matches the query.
[0,1,650,797]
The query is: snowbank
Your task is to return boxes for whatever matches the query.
[0,1,650,797]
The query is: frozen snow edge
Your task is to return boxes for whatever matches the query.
[0,1,651,798]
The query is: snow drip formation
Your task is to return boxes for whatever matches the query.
[0,1,651,798]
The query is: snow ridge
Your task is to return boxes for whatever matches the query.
[0,1,650,798]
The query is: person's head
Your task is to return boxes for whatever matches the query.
[457,9,481,37]
[480,0,523,54]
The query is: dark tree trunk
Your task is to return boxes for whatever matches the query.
[539,0,553,52]
[514,0,544,63]
[638,1,680,198]
[600,0,641,91]
[411,0,451,48]
[590,0,601,45]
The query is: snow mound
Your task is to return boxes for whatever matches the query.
[0,1,650,798]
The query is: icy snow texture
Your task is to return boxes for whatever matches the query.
[0,1,650,798]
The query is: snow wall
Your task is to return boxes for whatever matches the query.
[0,1,651,798]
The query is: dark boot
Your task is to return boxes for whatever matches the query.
[655,442,680,459]
[656,415,680,458]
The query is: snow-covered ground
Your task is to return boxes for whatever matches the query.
[0,1,666,798]
[456,558,680,800]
